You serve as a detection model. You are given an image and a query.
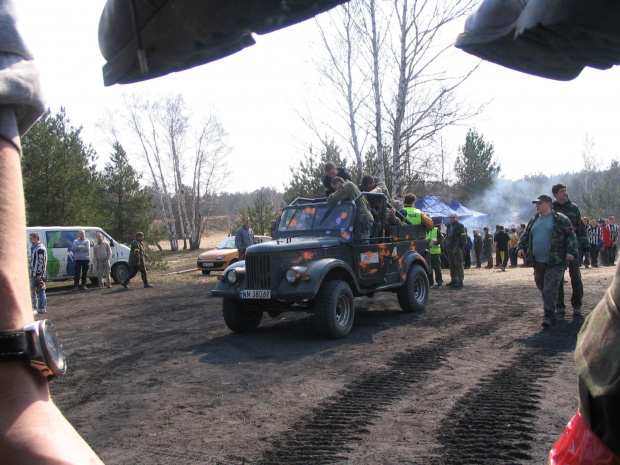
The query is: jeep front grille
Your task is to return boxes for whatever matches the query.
[247,253,271,289]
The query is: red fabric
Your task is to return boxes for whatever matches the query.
[549,410,620,465]
[602,226,612,247]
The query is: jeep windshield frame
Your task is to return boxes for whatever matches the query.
[274,202,355,240]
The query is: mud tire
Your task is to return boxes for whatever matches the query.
[397,263,429,313]
[314,280,355,339]
[223,298,263,333]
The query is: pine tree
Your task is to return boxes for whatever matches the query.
[22,108,101,225]
[283,139,351,204]
[454,129,500,203]
[100,142,156,243]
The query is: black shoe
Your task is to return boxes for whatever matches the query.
[446,282,455,287]
[121,281,128,289]
[144,283,154,288]
[435,282,443,287]
[541,317,553,329]
[573,307,583,316]
[451,282,463,289]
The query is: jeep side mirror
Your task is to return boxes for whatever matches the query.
[271,220,277,238]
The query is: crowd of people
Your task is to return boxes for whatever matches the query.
[323,163,618,327]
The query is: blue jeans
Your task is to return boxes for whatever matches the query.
[30,276,47,311]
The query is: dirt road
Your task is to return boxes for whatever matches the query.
[44,263,615,464]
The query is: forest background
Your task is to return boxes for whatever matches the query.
[21,1,620,251]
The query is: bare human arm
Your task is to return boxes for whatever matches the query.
[0,139,104,464]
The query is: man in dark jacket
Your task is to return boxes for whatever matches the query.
[122,232,154,289]
[446,213,467,289]
[323,161,352,196]
[552,182,588,316]
[518,194,578,328]
[482,226,494,268]
[494,225,510,271]
[473,229,483,268]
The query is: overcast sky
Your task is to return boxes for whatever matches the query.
[15,1,620,194]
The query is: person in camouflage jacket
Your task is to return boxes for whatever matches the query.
[482,226,494,268]
[552,182,588,315]
[518,194,578,328]
[122,232,154,289]
[327,177,373,239]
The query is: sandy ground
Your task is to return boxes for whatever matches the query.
[41,241,616,464]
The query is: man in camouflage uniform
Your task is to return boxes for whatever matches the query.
[122,232,154,289]
[446,213,467,289]
[518,194,578,328]
[551,182,588,316]
[482,226,494,268]
[327,177,373,240]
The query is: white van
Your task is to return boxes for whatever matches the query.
[26,226,131,284]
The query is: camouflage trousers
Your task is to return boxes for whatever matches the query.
[533,262,565,318]
[558,258,583,309]
[447,247,464,283]
[429,254,443,285]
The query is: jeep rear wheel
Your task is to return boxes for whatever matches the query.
[223,299,263,333]
[314,280,355,339]
[397,263,429,313]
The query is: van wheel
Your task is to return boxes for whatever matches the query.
[397,264,429,312]
[314,280,354,339]
[112,263,129,284]
[223,299,263,333]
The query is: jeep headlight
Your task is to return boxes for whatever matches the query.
[285,266,307,284]
[226,268,245,284]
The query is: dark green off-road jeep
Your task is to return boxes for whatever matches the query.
[212,193,431,339]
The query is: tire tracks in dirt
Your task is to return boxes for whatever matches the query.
[257,310,581,465]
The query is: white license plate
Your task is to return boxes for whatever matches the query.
[240,290,271,299]
[202,263,214,267]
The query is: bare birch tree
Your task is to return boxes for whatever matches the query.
[114,93,229,251]
[388,0,480,195]
[188,112,230,249]
[315,1,368,183]
[123,94,179,251]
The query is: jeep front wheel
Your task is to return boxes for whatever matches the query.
[314,280,355,339]
[397,263,429,313]
[223,299,263,333]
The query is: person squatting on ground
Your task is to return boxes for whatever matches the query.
[72,229,90,291]
[473,229,483,268]
[494,225,510,271]
[482,226,494,268]
[235,216,254,260]
[0,2,104,461]
[327,176,373,240]
[94,232,112,288]
[29,231,47,314]
[426,224,444,286]
[446,213,467,289]
[122,232,154,289]
[322,161,352,196]
[517,194,578,328]
[551,182,588,316]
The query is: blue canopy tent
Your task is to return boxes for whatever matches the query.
[414,196,465,224]
[449,198,489,224]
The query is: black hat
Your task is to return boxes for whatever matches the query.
[597,218,605,224]
[532,194,553,204]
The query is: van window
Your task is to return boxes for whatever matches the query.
[46,231,79,249]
